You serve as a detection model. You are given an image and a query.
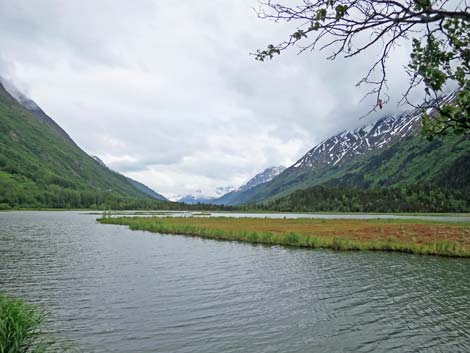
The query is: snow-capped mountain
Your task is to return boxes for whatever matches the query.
[179,167,287,205]
[215,186,235,195]
[212,166,286,205]
[177,194,214,204]
[292,110,422,170]
[236,166,286,192]
[214,94,468,205]
[177,186,235,204]
[292,92,457,171]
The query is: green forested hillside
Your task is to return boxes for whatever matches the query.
[2,76,468,212]
[252,184,470,213]
[245,132,470,212]
[127,177,168,201]
[0,83,163,209]
[228,132,470,206]
[324,134,470,189]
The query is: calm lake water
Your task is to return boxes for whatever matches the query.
[103,210,470,223]
[1,211,470,352]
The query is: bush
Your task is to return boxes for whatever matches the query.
[0,293,75,353]
[0,293,46,353]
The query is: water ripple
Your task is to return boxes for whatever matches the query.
[1,211,469,352]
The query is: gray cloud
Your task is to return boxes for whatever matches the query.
[0,0,414,199]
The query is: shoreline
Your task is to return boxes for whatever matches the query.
[1,208,469,218]
[110,210,470,217]
[98,216,470,258]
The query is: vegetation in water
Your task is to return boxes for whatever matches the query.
[0,293,75,353]
[98,216,470,258]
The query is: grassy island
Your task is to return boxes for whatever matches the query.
[99,216,470,258]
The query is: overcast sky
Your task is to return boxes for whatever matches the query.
[0,0,414,199]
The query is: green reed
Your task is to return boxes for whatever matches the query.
[98,217,470,258]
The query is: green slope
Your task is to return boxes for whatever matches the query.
[252,184,470,213]
[248,132,470,212]
[127,177,168,201]
[230,131,470,205]
[0,82,161,209]
[325,133,470,189]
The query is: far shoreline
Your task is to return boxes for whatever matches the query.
[1,208,470,218]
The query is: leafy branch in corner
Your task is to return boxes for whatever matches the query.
[254,0,470,139]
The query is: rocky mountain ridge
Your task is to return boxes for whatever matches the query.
[178,166,286,205]
[214,95,469,205]
[292,109,422,171]
[236,166,286,192]
[212,166,286,205]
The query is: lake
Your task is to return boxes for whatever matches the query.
[100,210,470,223]
[1,211,469,352]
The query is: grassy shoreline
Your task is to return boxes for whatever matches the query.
[98,216,470,258]
[212,210,470,217]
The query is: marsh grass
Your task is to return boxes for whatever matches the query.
[0,294,76,353]
[98,217,470,258]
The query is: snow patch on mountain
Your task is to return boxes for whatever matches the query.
[291,107,426,170]
[177,186,235,204]
[236,166,286,192]
[179,167,286,205]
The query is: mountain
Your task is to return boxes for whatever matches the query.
[237,166,286,192]
[126,178,167,201]
[221,101,470,205]
[91,155,107,167]
[0,80,167,209]
[178,195,215,205]
[1,79,75,144]
[291,111,420,170]
[255,183,470,213]
[91,155,167,201]
[178,167,287,205]
[177,186,235,204]
[214,166,286,205]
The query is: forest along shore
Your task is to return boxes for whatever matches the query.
[98,216,470,258]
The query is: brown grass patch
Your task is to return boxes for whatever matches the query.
[156,217,470,248]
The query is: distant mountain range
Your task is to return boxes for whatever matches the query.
[177,186,235,204]
[214,98,470,205]
[0,79,167,209]
[177,194,215,205]
[177,166,286,205]
[236,166,286,192]
[1,76,467,211]
[212,166,286,205]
